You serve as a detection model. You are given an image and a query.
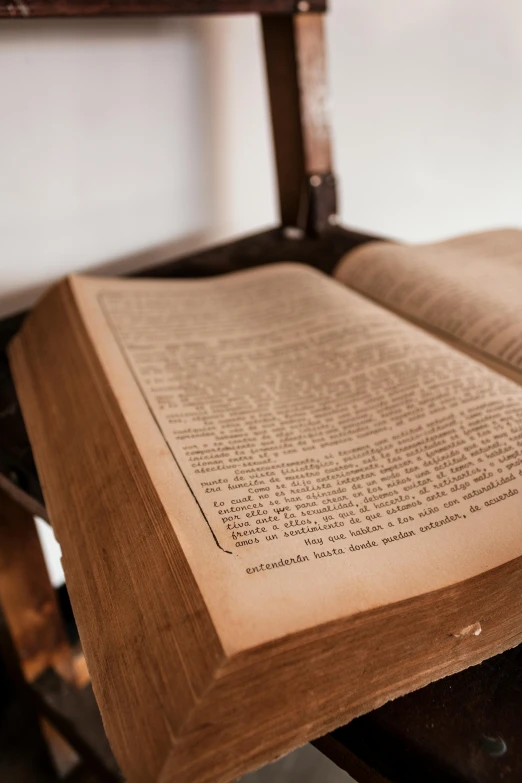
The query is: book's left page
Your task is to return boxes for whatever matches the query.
[69,264,522,655]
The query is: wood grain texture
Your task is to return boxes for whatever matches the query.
[263,16,307,228]
[0,488,74,683]
[32,669,122,781]
[157,557,522,783]
[262,14,336,231]
[0,0,326,18]
[293,12,331,173]
[9,281,226,781]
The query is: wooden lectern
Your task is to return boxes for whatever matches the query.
[0,3,520,782]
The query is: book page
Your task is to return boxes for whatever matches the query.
[72,265,522,654]
[334,229,522,379]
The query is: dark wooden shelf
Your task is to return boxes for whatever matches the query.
[321,641,522,783]
[32,669,122,782]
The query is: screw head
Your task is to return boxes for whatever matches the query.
[283,226,305,240]
[481,736,507,757]
[310,174,322,187]
[297,1,310,11]
[328,214,338,226]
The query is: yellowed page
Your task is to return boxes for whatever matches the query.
[72,264,522,654]
[335,229,522,380]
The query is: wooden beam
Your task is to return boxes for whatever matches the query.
[294,11,332,173]
[0,473,48,522]
[312,735,393,783]
[0,647,58,783]
[263,15,306,229]
[0,488,74,683]
[0,0,326,19]
[32,669,121,782]
[262,11,336,233]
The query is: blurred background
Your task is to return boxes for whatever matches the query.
[1,1,521,780]
[1,0,522,318]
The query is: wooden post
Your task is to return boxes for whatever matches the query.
[0,488,74,683]
[262,9,337,235]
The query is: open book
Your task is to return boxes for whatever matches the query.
[9,228,522,783]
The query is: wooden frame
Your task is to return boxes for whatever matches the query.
[263,12,336,233]
[0,0,326,19]
[0,490,73,684]
[1,4,515,783]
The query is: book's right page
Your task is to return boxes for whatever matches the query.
[334,229,522,381]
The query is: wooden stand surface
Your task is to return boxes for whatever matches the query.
[2,225,521,783]
[1,2,519,782]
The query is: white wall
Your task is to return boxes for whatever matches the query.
[0,15,276,316]
[329,0,522,243]
[1,0,522,311]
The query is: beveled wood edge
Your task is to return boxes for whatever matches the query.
[0,473,48,521]
[312,735,392,783]
[9,279,228,779]
[156,552,522,782]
